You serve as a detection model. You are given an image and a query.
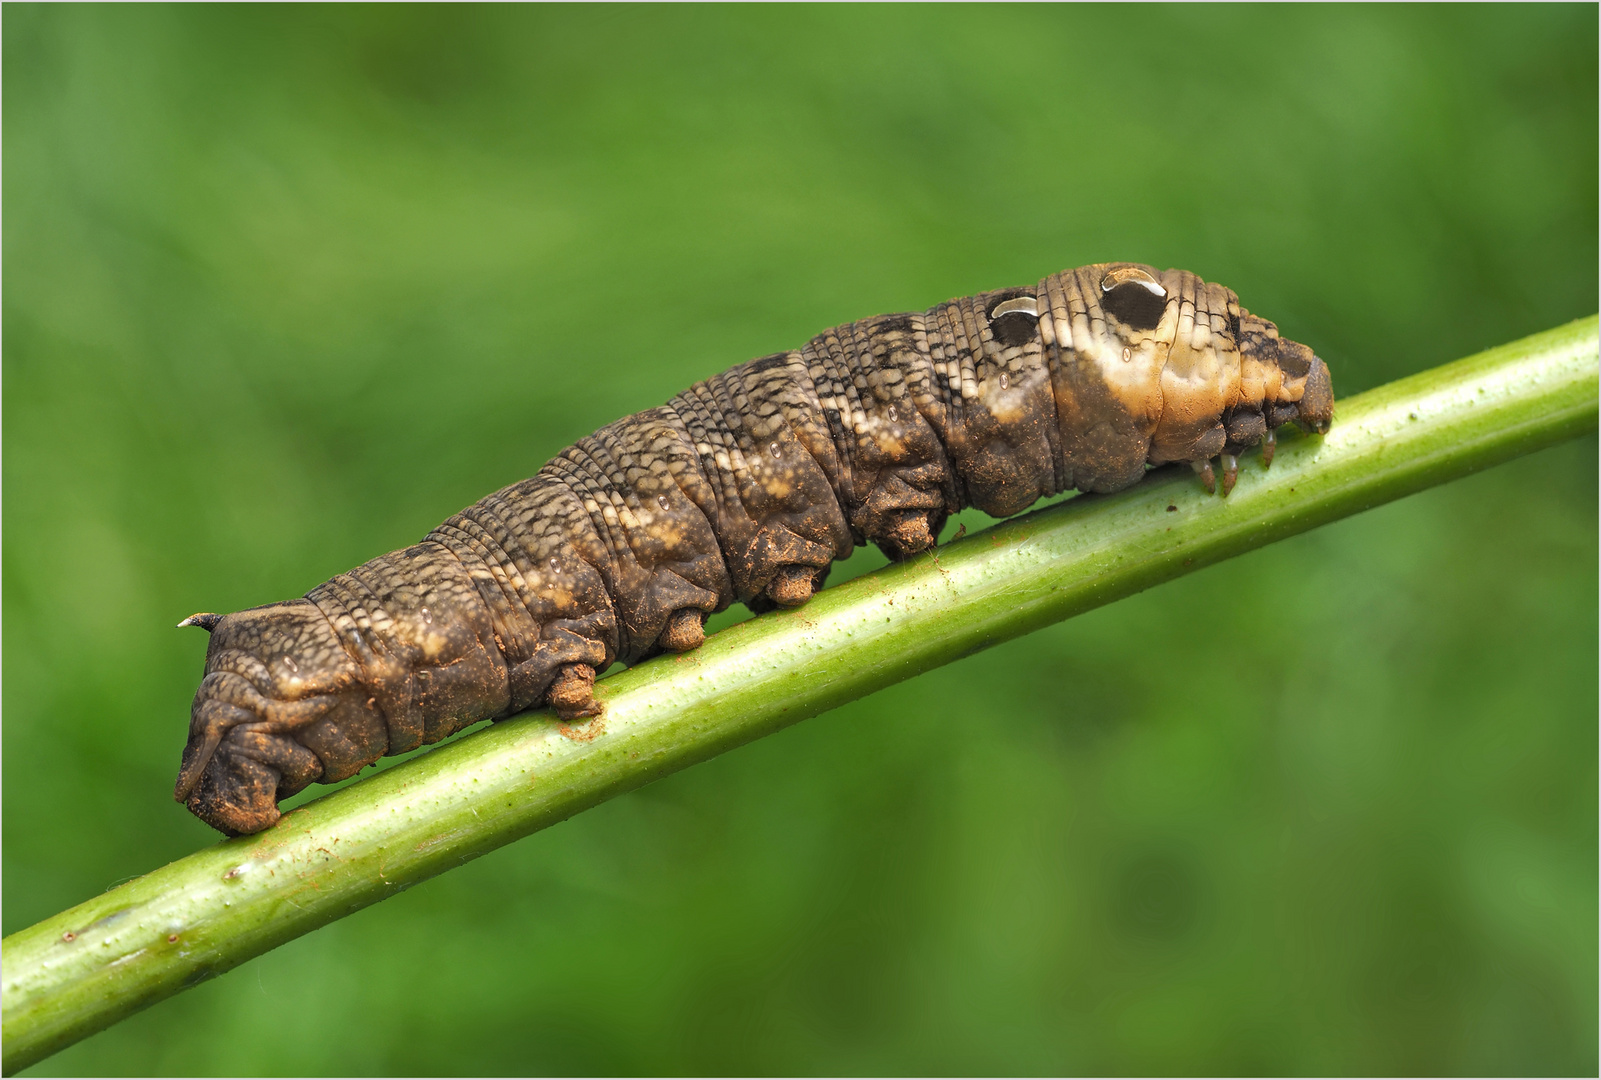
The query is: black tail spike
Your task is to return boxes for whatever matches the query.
[177,612,224,632]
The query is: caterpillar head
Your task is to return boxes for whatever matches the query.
[1294,354,1334,435]
[175,600,384,835]
[1235,309,1332,436]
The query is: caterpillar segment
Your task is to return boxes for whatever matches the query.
[175,263,1332,835]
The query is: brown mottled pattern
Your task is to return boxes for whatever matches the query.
[174,263,1333,834]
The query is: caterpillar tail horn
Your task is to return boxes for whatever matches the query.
[177,612,224,631]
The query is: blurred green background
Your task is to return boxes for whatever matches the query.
[4,4,1596,1075]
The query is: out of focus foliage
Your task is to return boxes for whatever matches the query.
[4,5,1595,1075]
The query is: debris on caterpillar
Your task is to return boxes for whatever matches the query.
[174,263,1332,835]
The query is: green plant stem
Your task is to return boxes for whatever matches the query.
[4,316,1596,1074]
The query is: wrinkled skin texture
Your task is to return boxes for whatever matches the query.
[176,264,1333,834]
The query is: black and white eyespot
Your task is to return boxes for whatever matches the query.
[1099,266,1167,332]
[986,295,1039,348]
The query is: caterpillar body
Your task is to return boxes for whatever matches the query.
[175,263,1333,835]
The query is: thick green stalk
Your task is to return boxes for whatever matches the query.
[4,316,1596,1075]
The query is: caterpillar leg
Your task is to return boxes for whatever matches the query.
[547,663,601,720]
[659,608,706,651]
[185,733,318,836]
[1188,454,1241,497]
[1220,454,1239,496]
[746,563,830,612]
[883,509,939,558]
[768,564,820,607]
[175,674,340,802]
[857,475,949,561]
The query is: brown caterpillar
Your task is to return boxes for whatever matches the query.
[175,263,1332,835]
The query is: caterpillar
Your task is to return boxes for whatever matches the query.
[174,263,1332,835]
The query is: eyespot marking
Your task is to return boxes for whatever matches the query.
[1099,266,1166,297]
[987,295,1039,348]
[989,296,1038,320]
[1100,267,1167,332]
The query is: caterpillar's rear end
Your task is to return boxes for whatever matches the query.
[176,263,1332,835]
